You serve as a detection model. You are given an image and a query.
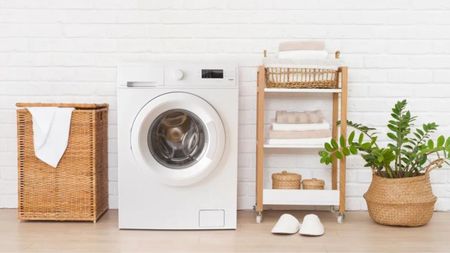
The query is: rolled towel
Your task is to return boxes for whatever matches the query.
[269,129,331,139]
[278,50,328,60]
[279,41,325,51]
[272,122,330,131]
[276,111,309,124]
[275,110,325,124]
[307,110,325,123]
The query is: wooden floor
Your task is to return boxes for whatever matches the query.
[1,209,449,253]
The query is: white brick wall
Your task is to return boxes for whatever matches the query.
[1,0,449,210]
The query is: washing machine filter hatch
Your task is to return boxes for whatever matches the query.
[147,109,208,169]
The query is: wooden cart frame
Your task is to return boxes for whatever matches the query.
[255,63,348,223]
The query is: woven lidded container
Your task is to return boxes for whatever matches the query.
[272,171,301,189]
[265,67,339,89]
[16,103,109,222]
[364,173,436,227]
[302,178,325,190]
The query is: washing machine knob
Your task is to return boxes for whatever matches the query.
[173,69,184,80]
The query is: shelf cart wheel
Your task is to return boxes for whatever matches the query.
[256,212,263,224]
[330,205,338,213]
[337,213,345,224]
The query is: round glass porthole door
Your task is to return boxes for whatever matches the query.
[130,92,225,186]
[148,109,207,170]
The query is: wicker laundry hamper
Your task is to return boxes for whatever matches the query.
[16,103,109,222]
[272,171,301,189]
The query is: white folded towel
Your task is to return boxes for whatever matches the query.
[28,107,75,168]
[272,122,330,131]
[278,50,328,60]
[279,41,325,51]
[267,138,330,146]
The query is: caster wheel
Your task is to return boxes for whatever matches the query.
[256,212,263,224]
[337,214,345,224]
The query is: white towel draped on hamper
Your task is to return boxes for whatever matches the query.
[27,107,75,168]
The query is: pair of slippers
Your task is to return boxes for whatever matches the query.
[271,214,324,236]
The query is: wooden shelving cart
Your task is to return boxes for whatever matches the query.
[255,55,348,223]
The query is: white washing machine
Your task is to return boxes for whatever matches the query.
[117,62,238,230]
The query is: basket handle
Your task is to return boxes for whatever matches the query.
[424,158,445,174]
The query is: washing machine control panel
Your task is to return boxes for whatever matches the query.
[165,64,237,87]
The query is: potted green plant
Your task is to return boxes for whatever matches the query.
[319,100,450,226]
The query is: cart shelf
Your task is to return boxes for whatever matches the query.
[255,63,348,224]
[263,189,339,206]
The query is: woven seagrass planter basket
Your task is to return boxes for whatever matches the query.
[364,173,436,227]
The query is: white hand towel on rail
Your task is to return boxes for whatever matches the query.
[278,50,328,60]
[28,107,75,168]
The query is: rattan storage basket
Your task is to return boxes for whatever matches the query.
[16,103,109,222]
[302,178,325,190]
[272,171,301,189]
[265,67,339,89]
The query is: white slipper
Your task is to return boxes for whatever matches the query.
[299,214,324,236]
[271,214,301,234]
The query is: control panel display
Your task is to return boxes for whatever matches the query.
[202,69,224,79]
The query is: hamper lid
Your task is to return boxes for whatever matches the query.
[272,171,301,181]
[302,178,325,186]
[16,103,108,109]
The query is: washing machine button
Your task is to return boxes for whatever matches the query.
[172,69,184,80]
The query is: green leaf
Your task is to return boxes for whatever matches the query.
[335,151,343,159]
[387,124,398,132]
[361,142,372,150]
[343,147,350,156]
[358,133,364,144]
[417,128,424,136]
[340,136,346,147]
[428,140,434,149]
[387,133,397,141]
[446,137,450,148]
[437,135,445,147]
[349,145,358,154]
[377,155,383,163]
[331,139,338,149]
[324,143,333,152]
[348,131,355,144]
[404,144,414,150]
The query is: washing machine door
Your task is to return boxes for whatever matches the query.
[130,92,226,186]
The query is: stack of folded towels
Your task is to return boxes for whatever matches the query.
[278,41,328,60]
[267,110,331,146]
